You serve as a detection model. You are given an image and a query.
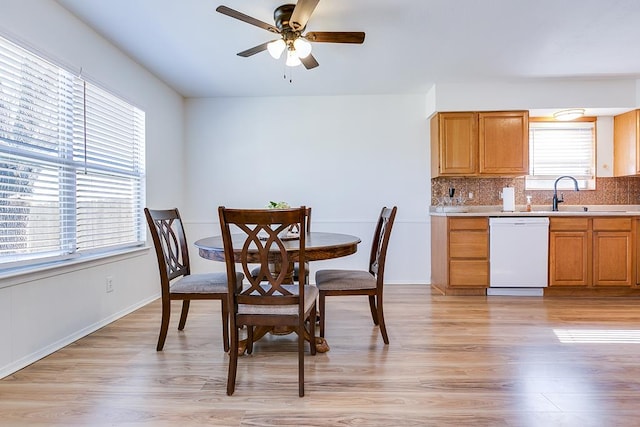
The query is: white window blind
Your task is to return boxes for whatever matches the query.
[0,35,145,268]
[526,121,596,190]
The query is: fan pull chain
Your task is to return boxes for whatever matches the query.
[283,64,294,84]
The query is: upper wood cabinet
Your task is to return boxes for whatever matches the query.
[613,109,640,176]
[430,112,477,177]
[430,111,529,178]
[478,111,529,175]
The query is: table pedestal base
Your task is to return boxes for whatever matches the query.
[236,326,329,356]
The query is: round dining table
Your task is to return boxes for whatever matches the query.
[194,231,361,354]
[195,231,361,264]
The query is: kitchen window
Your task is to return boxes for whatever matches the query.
[525,118,596,190]
[0,35,146,270]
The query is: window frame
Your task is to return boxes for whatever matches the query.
[525,116,597,191]
[0,34,146,272]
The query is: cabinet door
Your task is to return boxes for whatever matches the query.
[613,109,640,176]
[431,112,477,176]
[478,111,529,176]
[549,231,590,286]
[593,231,633,286]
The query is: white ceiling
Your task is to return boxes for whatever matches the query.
[55,0,640,100]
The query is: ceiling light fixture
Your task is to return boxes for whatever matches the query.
[267,39,286,59]
[293,38,312,59]
[553,108,585,121]
[285,48,302,67]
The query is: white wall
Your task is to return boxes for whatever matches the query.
[0,0,184,378]
[426,80,639,115]
[183,95,430,285]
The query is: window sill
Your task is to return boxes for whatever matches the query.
[0,246,151,289]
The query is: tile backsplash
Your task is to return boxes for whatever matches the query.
[431,176,640,207]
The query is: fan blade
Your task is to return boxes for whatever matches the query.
[237,41,271,57]
[300,53,319,70]
[305,32,365,44]
[216,5,279,34]
[290,0,319,31]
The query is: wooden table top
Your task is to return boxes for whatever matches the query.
[194,231,361,263]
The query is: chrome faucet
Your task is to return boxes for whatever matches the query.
[552,175,579,211]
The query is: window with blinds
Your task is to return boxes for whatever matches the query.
[0,35,145,269]
[525,120,596,190]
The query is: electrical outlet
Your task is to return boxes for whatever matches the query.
[106,276,114,293]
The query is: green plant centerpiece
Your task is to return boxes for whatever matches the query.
[266,201,299,236]
[267,201,290,209]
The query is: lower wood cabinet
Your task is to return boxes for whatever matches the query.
[431,216,488,295]
[549,217,634,288]
[549,218,590,286]
[432,214,638,296]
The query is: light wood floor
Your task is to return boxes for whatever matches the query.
[2,285,640,426]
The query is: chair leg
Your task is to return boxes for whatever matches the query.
[319,292,326,338]
[298,319,305,397]
[157,298,171,351]
[309,304,317,356]
[221,298,230,353]
[246,325,254,355]
[178,300,190,330]
[376,294,389,345]
[227,323,239,396]
[368,295,379,325]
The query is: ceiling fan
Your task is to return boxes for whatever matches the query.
[216,0,365,69]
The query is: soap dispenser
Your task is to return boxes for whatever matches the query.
[526,195,532,212]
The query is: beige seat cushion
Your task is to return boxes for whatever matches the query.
[170,272,243,294]
[238,285,319,315]
[315,269,376,291]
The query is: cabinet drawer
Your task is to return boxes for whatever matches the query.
[550,217,589,231]
[449,217,488,231]
[450,260,488,286]
[450,231,488,258]
[593,217,632,231]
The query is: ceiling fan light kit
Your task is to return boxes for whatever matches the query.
[286,49,302,67]
[216,0,365,70]
[267,39,286,59]
[293,38,312,59]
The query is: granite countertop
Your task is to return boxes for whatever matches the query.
[430,205,640,217]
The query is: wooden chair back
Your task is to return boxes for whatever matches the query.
[144,208,190,295]
[369,206,398,286]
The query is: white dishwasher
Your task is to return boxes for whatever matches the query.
[489,217,549,290]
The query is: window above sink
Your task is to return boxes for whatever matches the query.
[526,118,596,190]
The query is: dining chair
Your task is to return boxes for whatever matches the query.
[144,207,243,352]
[218,206,318,397]
[251,206,312,283]
[315,206,397,344]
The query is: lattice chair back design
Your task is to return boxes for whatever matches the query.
[315,206,397,344]
[218,206,318,397]
[144,208,242,352]
[250,206,312,282]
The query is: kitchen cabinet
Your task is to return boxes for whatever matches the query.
[430,112,477,177]
[613,109,640,176]
[430,111,529,178]
[431,216,488,295]
[549,217,634,287]
[592,218,633,286]
[549,218,590,286]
